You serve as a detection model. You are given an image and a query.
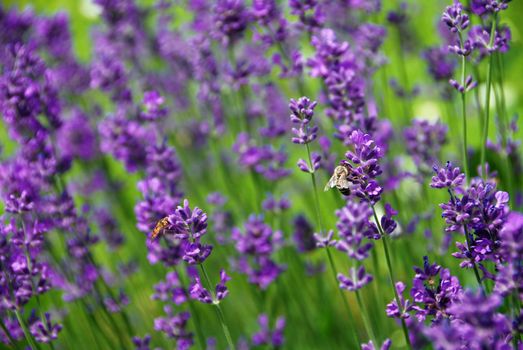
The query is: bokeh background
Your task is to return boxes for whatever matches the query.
[1,0,522,349]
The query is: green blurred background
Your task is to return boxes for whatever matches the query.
[1,0,522,349]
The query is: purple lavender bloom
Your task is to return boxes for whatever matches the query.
[232,216,283,289]
[292,215,316,252]
[439,291,511,349]
[441,2,469,33]
[29,312,62,343]
[341,130,384,202]
[468,25,511,59]
[165,199,213,265]
[189,277,213,304]
[404,119,448,173]
[336,201,377,261]
[96,209,124,250]
[449,74,477,93]
[90,55,131,102]
[152,272,187,305]
[434,166,510,277]
[494,212,523,296]
[0,44,61,141]
[233,133,291,181]
[289,0,324,33]
[251,0,279,25]
[189,269,231,304]
[307,29,349,78]
[338,266,373,291]
[99,114,149,172]
[132,335,152,350]
[471,0,510,15]
[104,290,129,313]
[252,314,285,347]
[410,257,462,322]
[380,204,398,235]
[361,339,392,350]
[57,110,97,160]
[168,199,207,240]
[135,177,180,235]
[422,47,456,82]
[140,91,167,121]
[386,282,412,319]
[289,97,319,145]
[215,269,232,301]
[430,162,465,190]
[262,195,290,214]
[154,307,194,350]
[297,153,321,174]
[313,230,336,248]
[213,0,249,45]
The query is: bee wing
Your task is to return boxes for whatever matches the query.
[324,174,338,191]
[337,177,351,189]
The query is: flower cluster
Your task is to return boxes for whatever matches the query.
[404,119,448,174]
[432,164,510,277]
[341,130,384,203]
[231,215,284,289]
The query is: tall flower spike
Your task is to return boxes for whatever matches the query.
[386,282,412,319]
[341,130,383,202]
[430,162,465,190]
[289,97,319,145]
[441,2,469,33]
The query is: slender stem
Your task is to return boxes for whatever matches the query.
[325,248,361,347]
[480,16,498,180]
[371,206,412,350]
[512,291,522,345]
[14,309,41,350]
[457,32,469,180]
[305,143,360,346]
[199,264,236,350]
[354,289,378,345]
[0,318,20,350]
[178,268,206,350]
[463,225,486,294]
[472,65,485,132]
[305,143,324,234]
[214,304,236,350]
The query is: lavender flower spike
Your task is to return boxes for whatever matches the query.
[289,96,319,145]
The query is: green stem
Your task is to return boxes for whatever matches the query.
[325,248,361,347]
[463,226,486,294]
[178,267,206,350]
[472,65,485,132]
[14,309,41,350]
[305,143,323,233]
[457,32,470,180]
[0,318,21,349]
[354,289,378,345]
[480,16,498,180]
[79,299,117,349]
[199,264,236,350]
[305,143,361,346]
[371,206,412,350]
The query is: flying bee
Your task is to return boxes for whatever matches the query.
[324,165,351,196]
[151,216,170,240]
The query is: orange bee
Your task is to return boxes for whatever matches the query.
[151,216,170,239]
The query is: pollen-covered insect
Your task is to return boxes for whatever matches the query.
[151,216,170,239]
[324,165,351,196]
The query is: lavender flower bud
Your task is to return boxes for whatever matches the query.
[441,2,469,33]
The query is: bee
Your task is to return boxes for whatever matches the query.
[324,165,351,196]
[151,216,170,240]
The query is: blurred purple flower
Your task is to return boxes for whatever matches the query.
[252,314,285,347]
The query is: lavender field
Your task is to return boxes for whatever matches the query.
[0,0,522,349]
